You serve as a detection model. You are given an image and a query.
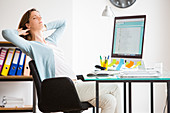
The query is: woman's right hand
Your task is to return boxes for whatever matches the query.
[17,28,30,36]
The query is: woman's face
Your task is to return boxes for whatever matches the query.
[26,11,44,31]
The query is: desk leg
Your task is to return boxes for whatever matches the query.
[124,82,126,113]
[96,81,99,113]
[167,82,170,113]
[151,82,154,113]
[129,82,132,113]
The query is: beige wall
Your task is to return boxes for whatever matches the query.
[73,0,170,113]
[0,0,170,112]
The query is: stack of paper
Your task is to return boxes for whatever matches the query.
[2,96,24,108]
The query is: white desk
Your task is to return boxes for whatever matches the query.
[81,76,170,113]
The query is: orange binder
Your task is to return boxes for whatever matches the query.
[23,56,32,76]
[1,48,15,76]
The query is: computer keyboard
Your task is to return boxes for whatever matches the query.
[120,70,161,78]
[123,70,160,75]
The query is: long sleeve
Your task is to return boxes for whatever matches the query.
[45,20,66,44]
[2,29,31,54]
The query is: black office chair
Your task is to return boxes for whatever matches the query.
[29,60,94,113]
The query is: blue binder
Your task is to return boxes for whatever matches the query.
[16,52,26,76]
[8,48,22,75]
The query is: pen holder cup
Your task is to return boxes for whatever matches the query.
[102,61,108,70]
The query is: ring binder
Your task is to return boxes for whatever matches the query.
[1,48,15,76]
[9,48,22,75]
[16,52,26,76]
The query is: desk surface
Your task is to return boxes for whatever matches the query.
[83,76,170,82]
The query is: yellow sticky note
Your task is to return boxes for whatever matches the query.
[108,59,117,67]
[125,62,129,66]
[132,61,141,69]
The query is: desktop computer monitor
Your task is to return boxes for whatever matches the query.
[111,15,146,59]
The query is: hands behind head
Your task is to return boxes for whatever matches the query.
[17,24,46,36]
[17,28,30,36]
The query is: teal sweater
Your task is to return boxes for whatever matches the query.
[2,20,66,81]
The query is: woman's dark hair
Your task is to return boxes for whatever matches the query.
[18,8,38,40]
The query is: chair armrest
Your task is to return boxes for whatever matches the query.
[39,77,82,112]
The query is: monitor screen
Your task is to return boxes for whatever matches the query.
[111,15,146,59]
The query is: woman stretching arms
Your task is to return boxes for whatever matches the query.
[2,8,122,113]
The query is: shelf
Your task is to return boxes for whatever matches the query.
[0,41,15,47]
[0,76,33,81]
[0,106,33,112]
[0,42,35,112]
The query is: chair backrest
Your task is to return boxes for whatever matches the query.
[29,60,92,112]
[29,60,42,101]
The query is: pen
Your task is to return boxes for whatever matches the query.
[105,56,109,70]
[105,56,107,64]
[107,55,109,60]
[103,56,106,67]
[100,56,103,66]
[106,55,109,64]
